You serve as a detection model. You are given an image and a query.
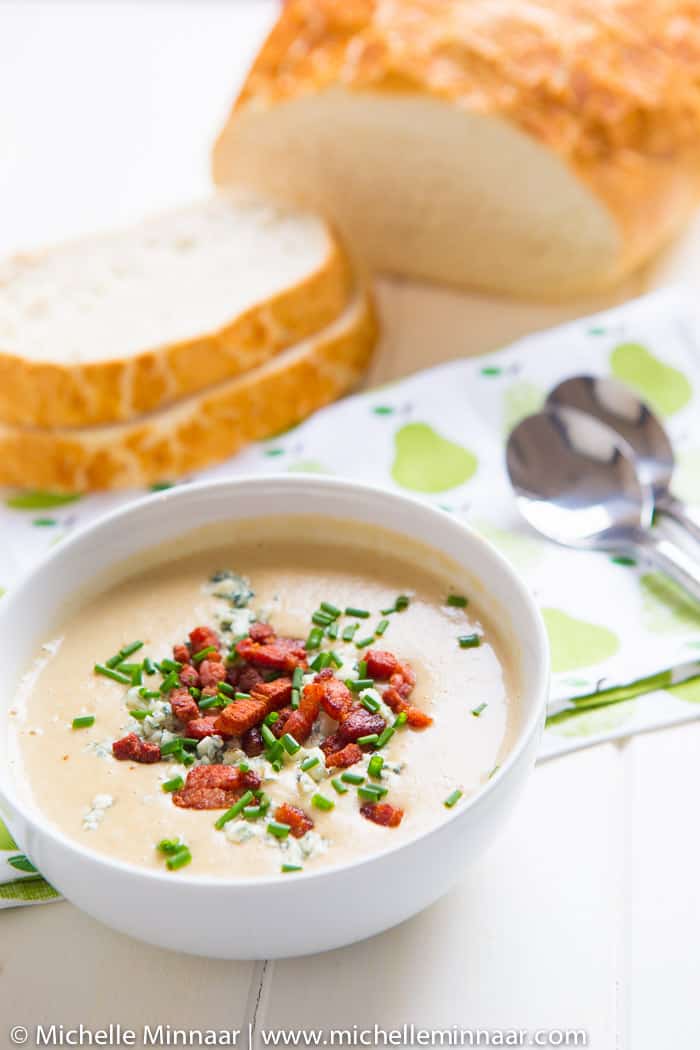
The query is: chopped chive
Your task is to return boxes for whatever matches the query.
[341,771,365,785]
[458,634,481,649]
[361,695,380,714]
[368,754,384,778]
[130,666,143,686]
[265,711,280,726]
[355,636,375,649]
[159,658,182,673]
[332,777,348,795]
[215,790,255,829]
[345,606,370,619]
[444,789,463,808]
[243,805,262,819]
[7,854,37,873]
[472,702,488,717]
[139,688,161,700]
[328,650,343,668]
[310,651,331,672]
[157,838,182,855]
[393,711,408,728]
[375,726,395,749]
[320,602,341,618]
[160,670,179,694]
[162,775,184,793]
[356,733,379,746]
[342,623,359,641]
[105,640,144,668]
[488,764,500,780]
[312,611,334,627]
[348,678,374,691]
[160,739,186,757]
[281,863,303,873]
[94,663,131,685]
[281,733,301,756]
[358,784,388,801]
[235,691,251,701]
[447,594,468,608]
[395,595,410,611]
[190,687,202,699]
[72,715,95,729]
[143,657,157,675]
[199,695,226,710]
[291,687,301,710]
[267,820,291,839]
[117,662,140,675]
[180,737,199,749]
[357,660,368,677]
[311,793,334,812]
[375,619,390,636]
[292,667,304,689]
[306,627,323,651]
[300,755,319,772]
[218,681,235,697]
[261,723,277,748]
[239,761,250,773]
[130,709,149,721]
[326,622,339,640]
[166,846,192,871]
[192,646,217,664]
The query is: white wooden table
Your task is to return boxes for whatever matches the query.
[1,5,699,1047]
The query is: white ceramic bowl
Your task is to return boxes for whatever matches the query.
[0,477,548,958]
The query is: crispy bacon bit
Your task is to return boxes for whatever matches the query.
[325,742,363,769]
[236,633,307,672]
[172,764,261,810]
[272,705,294,738]
[214,677,292,736]
[337,707,386,745]
[199,659,226,688]
[360,802,404,827]
[189,625,220,653]
[231,664,265,693]
[249,622,275,643]
[179,664,199,689]
[173,643,191,665]
[186,716,220,740]
[241,726,264,757]
[282,682,322,744]
[320,730,343,757]
[382,686,433,728]
[390,662,416,699]
[318,676,353,722]
[112,732,161,764]
[170,688,200,724]
[365,650,399,680]
[274,803,314,838]
[200,685,218,699]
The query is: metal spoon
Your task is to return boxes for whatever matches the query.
[546,375,700,545]
[506,407,700,603]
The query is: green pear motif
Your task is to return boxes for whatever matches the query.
[610,343,692,417]
[543,607,620,673]
[548,698,637,738]
[673,447,700,504]
[502,381,545,435]
[391,423,478,493]
[0,818,17,851]
[639,573,700,635]
[473,519,546,571]
[286,460,333,474]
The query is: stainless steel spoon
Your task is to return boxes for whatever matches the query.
[546,375,700,545]
[506,407,700,603]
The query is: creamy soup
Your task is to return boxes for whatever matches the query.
[8,518,520,877]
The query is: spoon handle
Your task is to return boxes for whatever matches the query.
[637,531,700,604]
[657,493,700,547]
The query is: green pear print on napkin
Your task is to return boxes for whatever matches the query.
[673,447,700,504]
[668,678,700,703]
[639,573,700,635]
[610,344,692,416]
[502,381,545,435]
[543,607,620,673]
[548,698,638,738]
[391,423,478,493]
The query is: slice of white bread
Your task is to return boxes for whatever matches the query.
[213,0,700,299]
[0,291,376,492]
[0,192,351,427]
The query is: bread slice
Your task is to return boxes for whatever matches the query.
[0,192,351,427]
[213,0,700,299]
[0,291,376,492]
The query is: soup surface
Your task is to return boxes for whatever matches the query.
[9,518,520,877]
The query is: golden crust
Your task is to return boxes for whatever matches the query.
[229,0,700,283]
[0,293,376,492]
[0,228,351,428]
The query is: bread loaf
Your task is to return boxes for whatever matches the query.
[213,0,700,299]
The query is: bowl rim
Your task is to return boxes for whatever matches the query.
[0,474,549,889]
